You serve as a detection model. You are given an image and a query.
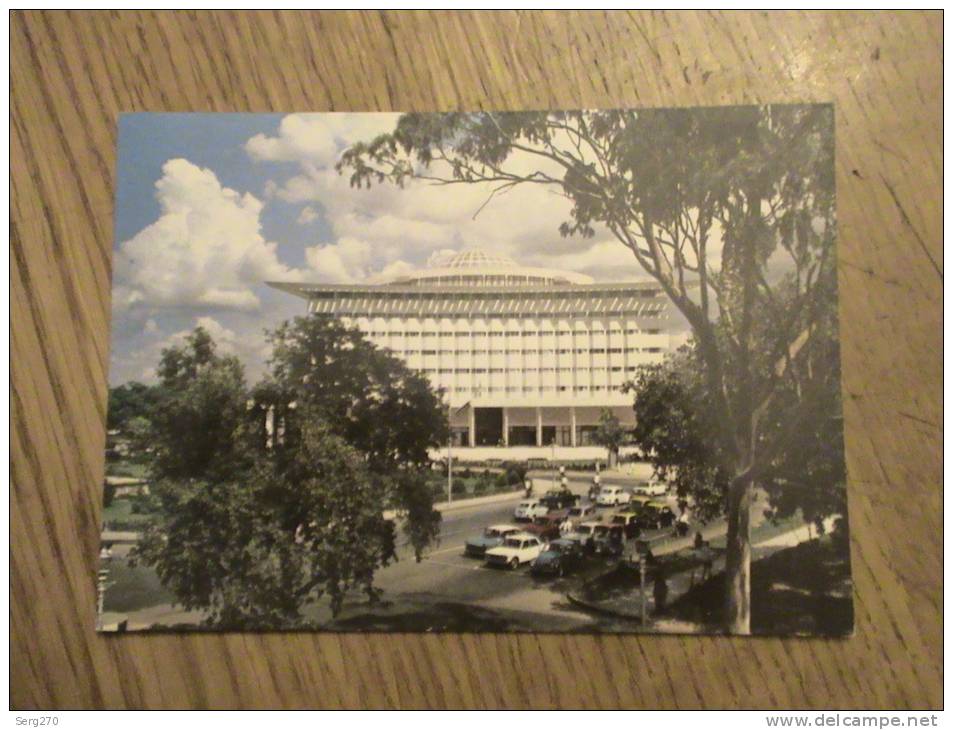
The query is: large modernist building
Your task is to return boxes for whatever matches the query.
[270,250,672,458]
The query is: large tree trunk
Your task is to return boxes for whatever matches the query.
[724,474,752,634]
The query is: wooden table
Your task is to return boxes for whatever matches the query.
[11,11,942,709]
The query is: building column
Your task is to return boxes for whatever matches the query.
[570,406,577,447]
[502,407,509,447]
[468,405,476,447]
[535,407,543,447]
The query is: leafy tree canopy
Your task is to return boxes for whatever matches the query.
[131,321,449,625]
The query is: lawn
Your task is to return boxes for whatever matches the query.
[663,534,853,636]
[103,559,176,613]
[102,498,154,530]
[105,460,150,480]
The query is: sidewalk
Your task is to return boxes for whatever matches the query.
[567,519,818,622]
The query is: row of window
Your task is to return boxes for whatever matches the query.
[367,329,662,337]
[417,365,640,374]
[333,311,662,319]
[399,347,663,356]
[444,385,623,394]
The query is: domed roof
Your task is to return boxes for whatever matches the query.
[442,250,517,269]
[385,248,594,287]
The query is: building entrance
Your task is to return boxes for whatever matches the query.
[474,408,504,446]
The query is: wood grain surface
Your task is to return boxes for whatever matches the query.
[11,10,942,710]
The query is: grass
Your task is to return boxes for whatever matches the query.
[662,535,853,636]
[103,559,176,613]
[105,460,150,479]
[102,499,154,530]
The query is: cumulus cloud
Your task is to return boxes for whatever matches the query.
[246,113,401,167]
[252,119,644,283]
[113,159,303,312]
[110,315,271,385]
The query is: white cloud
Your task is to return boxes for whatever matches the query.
[113,158,303,312]
[112,315,271,386]
[296,206,319,225]
[246,113,401,167]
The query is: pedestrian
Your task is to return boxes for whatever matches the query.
[653,572,669,614]
[676,510,690,537]
[524,477,534,498]
[701,549,713,582]
[694,530,704,550]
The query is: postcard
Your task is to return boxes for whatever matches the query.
[99,106,851,635]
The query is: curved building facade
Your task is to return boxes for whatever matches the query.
[270,250,672,457]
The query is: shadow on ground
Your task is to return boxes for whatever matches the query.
[663,535,853,637]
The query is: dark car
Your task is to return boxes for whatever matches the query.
[609,511,642,540]
[591,524,626,558]
[531,538,587,577]
[636,502,677,530]
[524,511,567,542]
[539,488,580,511]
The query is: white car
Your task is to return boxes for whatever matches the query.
[632,479,668,497]
[514,499,549,522]
[596,485,631,507]
[565,503,599,528]
[567,521,603,550]
[484,533,546,569]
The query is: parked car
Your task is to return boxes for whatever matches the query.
[531,538,587,577]
[591,524,626,558]
[565,503,599,529]
[539,488,580,510]
[464,524,523,557]
[484,533,546,569]
[627,494,654,513]
[567,520,603,551]
[524,511,567,542]
[514,499,549,522]
[596,485,631,507]
[632,479,668,497]
[609,511,642,539]
[636,501,677,530]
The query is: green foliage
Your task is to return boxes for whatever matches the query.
[265,314,447,558]
[592,408,627,458]
[267,315,449,470]
[150,327,251,484]
[102,482,116,509]
[503,461,528,486]
[108,381,160,432]
[132,321,449,625]
[136,421,394,627]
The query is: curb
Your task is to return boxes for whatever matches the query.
[384,489,525,520]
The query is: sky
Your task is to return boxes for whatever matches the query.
[109,112,666,387]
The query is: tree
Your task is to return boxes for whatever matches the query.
[134,322,447,626]
[136,417,395,627]
[339,106,839,633]
[107,381,160,432]
[149,327,251,484]
[592,408,627,468]
[629,332,846,538]
[264,314,448,560]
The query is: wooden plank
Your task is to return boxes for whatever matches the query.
[11,9,941,709]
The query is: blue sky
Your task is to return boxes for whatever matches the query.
[108,113,661,386]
